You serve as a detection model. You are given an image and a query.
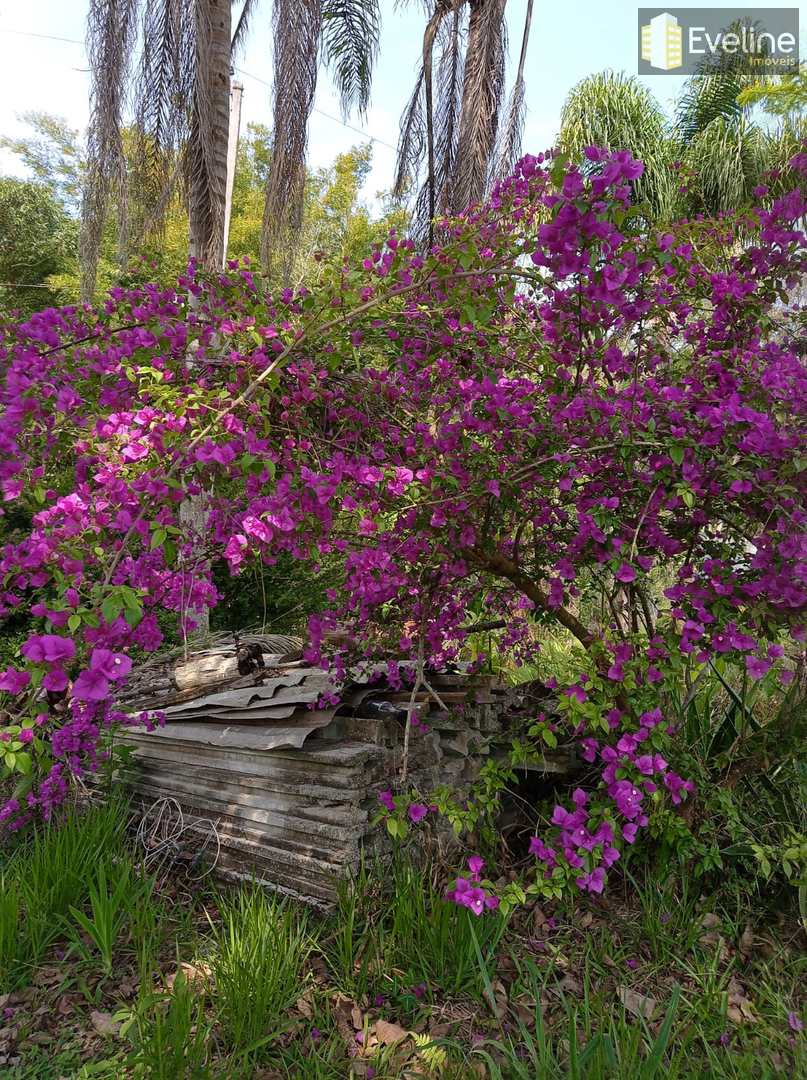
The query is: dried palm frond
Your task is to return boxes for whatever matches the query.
[231,0,261,55]
[261,0,322,278]
[394,69,426,200]
[448,0,507,213]
[491,0,532,183]
[321,0,381,118]
[409,4,466,242]
[131,0,195,241]
[80,0,138,301]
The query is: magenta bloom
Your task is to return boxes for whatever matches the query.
[42,669,69,692]
[0,668,31,695]
[788,1012,804,1033]
[745,654,771,680]
[615,563,636,583]
[408,802,428,823]
[377,789,395,812]
[72,668,110,702]
[21,635,76,665]
[89,648,132,682]
[468,854,485,878]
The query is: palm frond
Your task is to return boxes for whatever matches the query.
[683,116,767,214]
[321,0,381,118]
[559,71,675,218]
[491,0,532,182]
[131,0,195,241]
[410,3,466,242]
[674,18,758,140]
[80,0,139,301]
[449,0,507,213]
[261,0,322,276]
[394,68,426,199]
[232,0,261,55]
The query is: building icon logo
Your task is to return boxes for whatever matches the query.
[641,11,683,70]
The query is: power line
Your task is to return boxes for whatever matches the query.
[0,29,84,46]
[0,282,56,289]
[0,31,400,155]
[235,67,398,153]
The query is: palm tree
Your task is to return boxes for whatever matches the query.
[80,0,381,298]
[559,36,804,224]
[395,0,535,245]
[558,72,677,219]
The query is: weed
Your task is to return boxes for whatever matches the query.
[117,971,212,1079]
[210,886,311,1056]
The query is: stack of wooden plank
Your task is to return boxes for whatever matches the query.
[117,637,573,905]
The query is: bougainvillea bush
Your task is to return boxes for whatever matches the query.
[1,148,805,906]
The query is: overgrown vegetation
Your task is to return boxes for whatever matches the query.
[0,799,804,1077]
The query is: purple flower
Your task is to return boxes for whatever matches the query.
[468,854,485,878]
[42,668,69,692]
[72,668,110,702]
[408,803,428,823]
[0,668,31,694]
[615,563,636,583]
[788,1012,804,1033]
[89,648,132,682]
[575,867,606,894]
[745,655,771,680]
[377,789,395,812]
[21,634,76,665]
[310,1027,322,1042]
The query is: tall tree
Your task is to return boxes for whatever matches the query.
[81,0,381,297]
[559,40,806,222]
[395,0,535,244]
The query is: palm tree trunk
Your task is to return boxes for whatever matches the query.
[188,0,231,268]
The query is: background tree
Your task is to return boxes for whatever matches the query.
[81,0,382,295]
[395,0,536,243]
[0,179,76,317]
[559,57,806,221]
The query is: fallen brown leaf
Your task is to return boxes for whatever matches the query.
[90,1010,120,1038]
[558,973,583,997]
[372,1018,409,1045]
[295,994,314,1020]
[618,987,657,1020]
[166,961,212,992]
[700,912,721,930]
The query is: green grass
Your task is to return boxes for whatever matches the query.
[209,886,312,1058]
[2,797,805,1079]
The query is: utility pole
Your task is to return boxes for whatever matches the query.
[222,80,244,266]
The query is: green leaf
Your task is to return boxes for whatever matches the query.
[68,613,81,633]
[15,751,32,775]
[150,527,167,550]
[101,597,122,624]
[670,445,685,466]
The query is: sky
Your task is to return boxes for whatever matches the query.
[0,1,804,206]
